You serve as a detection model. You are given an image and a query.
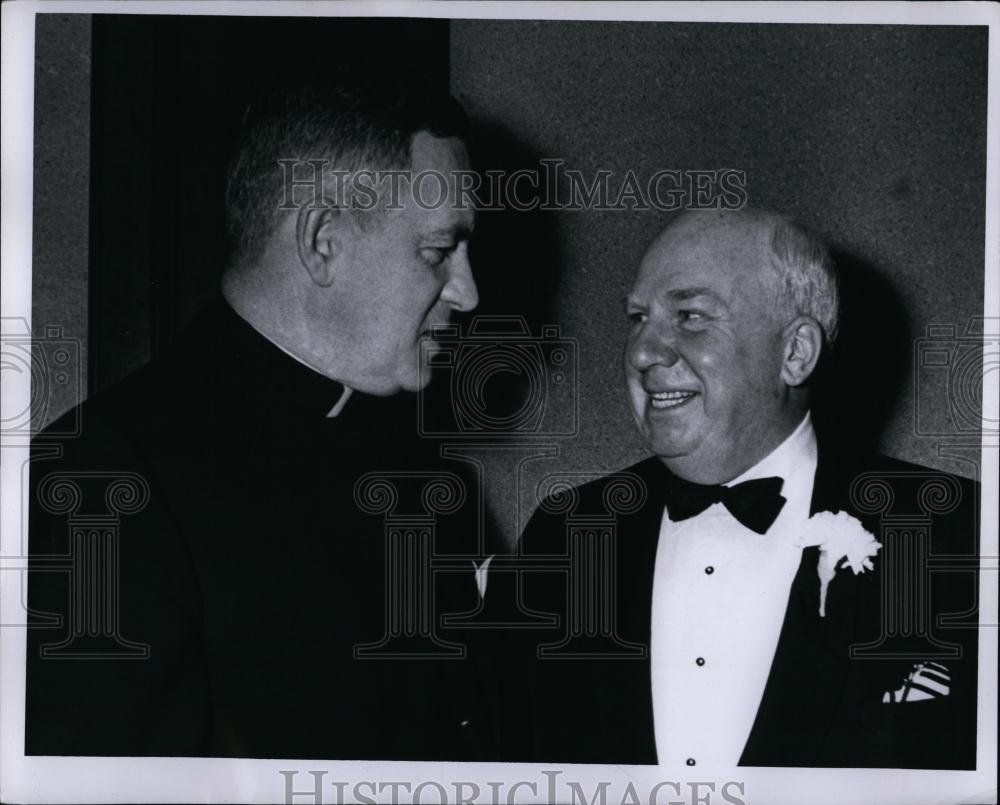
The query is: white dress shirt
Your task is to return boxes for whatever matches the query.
[650,413,818,767]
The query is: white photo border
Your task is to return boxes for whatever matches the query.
[2,2,997,804]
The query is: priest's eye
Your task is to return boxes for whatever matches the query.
[420,246,452,267]
[626,309,647,324]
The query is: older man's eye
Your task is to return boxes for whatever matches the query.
[678,310,706,325]
[625,309,646,324]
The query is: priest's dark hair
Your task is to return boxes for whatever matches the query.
[223,70,470,263]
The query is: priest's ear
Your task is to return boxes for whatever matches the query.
[781,316,824,387]
[295,200,351,288]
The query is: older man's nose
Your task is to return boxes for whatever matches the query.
[442,250,479,313]
[628,324,680,371]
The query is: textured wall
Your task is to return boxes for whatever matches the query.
[31,14,90,429]
[451,21,988,546]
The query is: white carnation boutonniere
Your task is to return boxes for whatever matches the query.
[795,511,881,618]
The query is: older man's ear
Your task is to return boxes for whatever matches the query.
[780,316,824,387]
[295,203,349,288]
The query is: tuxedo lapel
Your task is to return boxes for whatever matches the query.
[739,447,860,766]
[606,458,671,764]
[619,458,673,640]
[523,458,667,764]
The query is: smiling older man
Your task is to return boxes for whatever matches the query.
[514,208,979,769]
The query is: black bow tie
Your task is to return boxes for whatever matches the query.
[666,475,786,535]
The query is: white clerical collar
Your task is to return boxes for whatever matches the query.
[242,318,354,418]
[727,411,817,525]
[325,386,353,418]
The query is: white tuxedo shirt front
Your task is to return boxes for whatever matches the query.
[650,413,818,767]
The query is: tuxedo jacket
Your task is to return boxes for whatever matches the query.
[26,300,497,759]
[511,450,980,768]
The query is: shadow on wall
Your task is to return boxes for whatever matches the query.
[417,120,566,553]
[466,120,562,325]
[421,119,564,438]
[811,248,911,457]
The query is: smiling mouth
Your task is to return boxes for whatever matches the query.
[648,390,698,410]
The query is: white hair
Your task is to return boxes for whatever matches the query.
[761,212,840,346]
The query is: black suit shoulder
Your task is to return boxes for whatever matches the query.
[520,457,666,552]
[820,450,980,556]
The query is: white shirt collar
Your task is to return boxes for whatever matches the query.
[727,411,818,525]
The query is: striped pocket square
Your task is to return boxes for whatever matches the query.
[882,661,950,703]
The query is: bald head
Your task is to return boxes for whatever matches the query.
[624,209,835,483]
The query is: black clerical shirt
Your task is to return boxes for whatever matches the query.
[26,299,493,759]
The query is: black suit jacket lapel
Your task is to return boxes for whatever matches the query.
[520,457,666,764]
[739,447,860,766]
[613,458,673,763]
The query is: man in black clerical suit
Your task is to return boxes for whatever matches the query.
[26,77,497,758]
[512,209,980,768]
